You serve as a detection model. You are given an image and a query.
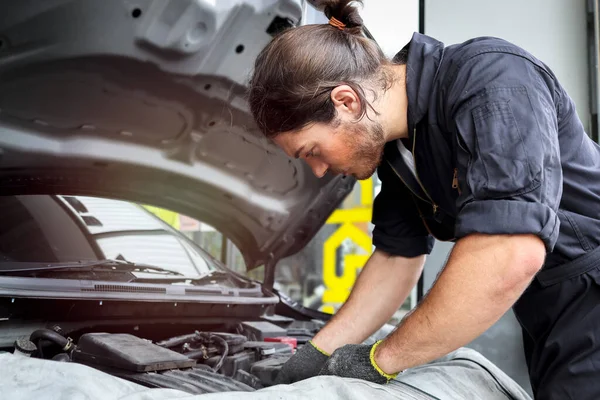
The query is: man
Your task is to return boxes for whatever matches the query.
[248,1,600,399]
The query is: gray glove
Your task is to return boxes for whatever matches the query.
[274,340,330,384]
[318,340,398,384]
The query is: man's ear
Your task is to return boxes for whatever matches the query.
[331,85,362,118]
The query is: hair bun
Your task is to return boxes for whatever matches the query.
[309,0,364,31]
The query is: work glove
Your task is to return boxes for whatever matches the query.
[318,340,398,384]
[274,340,330,384]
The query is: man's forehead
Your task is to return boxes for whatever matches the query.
[273,130,304,157]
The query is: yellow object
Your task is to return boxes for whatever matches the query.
[359,178,373,206]
[309,340,331,357]
[370,340,398,381]
[321,179,373,314]
[325,208,372,224]
[143,205,181,230]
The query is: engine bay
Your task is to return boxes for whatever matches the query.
[9,319,319,394]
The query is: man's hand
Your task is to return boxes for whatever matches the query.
[318,341,398,384]
[275,251,423,385]
[274,341,330,384]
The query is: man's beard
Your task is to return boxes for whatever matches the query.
[344,119,386,180]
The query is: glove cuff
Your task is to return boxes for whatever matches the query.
[308,340,330,357]
[369,340,399,381]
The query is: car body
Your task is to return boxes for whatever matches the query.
[0,0,354,272]
[0,0,361,394]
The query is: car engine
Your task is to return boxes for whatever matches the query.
[10,321,318,394]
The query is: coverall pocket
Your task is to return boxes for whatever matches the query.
[469,99,536,199]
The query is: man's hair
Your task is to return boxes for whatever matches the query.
[248,0,399,139]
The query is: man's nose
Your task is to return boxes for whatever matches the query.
[306,158,329,178]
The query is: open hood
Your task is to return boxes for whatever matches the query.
[0,0,355,270]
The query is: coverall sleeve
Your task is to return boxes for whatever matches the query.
[451,54,563,252]
[371,160,434,257]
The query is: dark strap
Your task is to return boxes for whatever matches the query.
[536,245,600,287]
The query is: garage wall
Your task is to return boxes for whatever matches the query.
[422,0,590,396]
[424,0,590,132]
[361,0,419,57]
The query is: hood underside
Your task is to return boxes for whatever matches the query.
[0,0,355,269]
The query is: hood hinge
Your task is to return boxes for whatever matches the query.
[263,253,277,292]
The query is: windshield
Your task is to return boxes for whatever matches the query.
[0,195,220,279]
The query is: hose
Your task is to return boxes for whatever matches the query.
[30,329,73,355]
[159,331,229,372]
[156,333,197,348]
[185,349,209,360]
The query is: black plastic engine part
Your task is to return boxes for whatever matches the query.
[240,321,287,341]
[116,364,254,394]
[234,370,264,389]
[205,350,255,377]
[72,333,195,372]
[284,328,313,345]
[284,320,321,345]
[244,341,294,357]
[200,342,292,379]
[214,333,246,354]
[250,356,291,386]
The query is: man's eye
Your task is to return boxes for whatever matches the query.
[306,150,314,158]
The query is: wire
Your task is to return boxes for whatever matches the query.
[185,349,209,360]
[156,333,196,348]
[210,335,229,373]
[160,331,230,373]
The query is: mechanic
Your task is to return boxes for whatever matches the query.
[248,1,600,399]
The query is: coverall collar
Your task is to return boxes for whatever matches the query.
[404,33,445,141]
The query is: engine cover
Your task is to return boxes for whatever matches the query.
[72,333,196,372]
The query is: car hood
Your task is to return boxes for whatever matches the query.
[0,0,355,270]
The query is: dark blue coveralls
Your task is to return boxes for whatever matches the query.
[372,33,600,399]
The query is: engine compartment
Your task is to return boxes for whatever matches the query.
[9,319,318,394]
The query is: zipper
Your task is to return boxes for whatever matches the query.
[410,128,439,216]
[384,159,441,240]
[385,159,429,205]
[385,129,457,241]
[452,168,461,194]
